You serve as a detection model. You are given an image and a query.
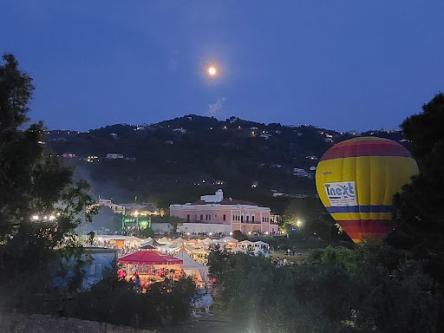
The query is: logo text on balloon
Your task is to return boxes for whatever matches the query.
[324,181,357,206]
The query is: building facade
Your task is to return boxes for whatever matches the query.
[169,190,279,235]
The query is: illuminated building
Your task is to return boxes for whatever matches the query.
[170,190,279,235]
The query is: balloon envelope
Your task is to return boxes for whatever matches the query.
[315,137,418,243]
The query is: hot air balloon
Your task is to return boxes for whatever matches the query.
[315,137,418,243]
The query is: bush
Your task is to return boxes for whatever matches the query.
[208,246,444,333]
[67,271,196,328]
[231,230,248,241]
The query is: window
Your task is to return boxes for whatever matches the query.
[252,216,254,222]
[200,214,203,221]
[186,214,190,222]
[241,216,244,223]
[223,214,226,221]
[246,216,249,222]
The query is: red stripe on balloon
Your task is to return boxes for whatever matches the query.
[337,220,393,241]
[320,138,411,161]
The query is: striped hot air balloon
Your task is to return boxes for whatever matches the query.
[315,137,418,243]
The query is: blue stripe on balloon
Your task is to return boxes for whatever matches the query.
[327,205,393,213]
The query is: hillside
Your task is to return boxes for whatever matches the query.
[46,115,405,213]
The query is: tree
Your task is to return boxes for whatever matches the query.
[137,226,154,239]
[0,54,95,311]
[208,246,444,333]
[68,270,196,327]
[167,215,184,234]
[389,93,444,284]
[231,230,247,241]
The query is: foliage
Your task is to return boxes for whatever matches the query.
[231,229,248,241]
[389,93,444,285]
[136,226,155,239]
[67,271,196,327]
[0,54,95,311]
[47,115,343,211]
[208,246,444,333]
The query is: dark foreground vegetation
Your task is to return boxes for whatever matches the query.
[0,54,195,329]
[208,93,444,333]
[68,274,195,328]
[209,245,443,333]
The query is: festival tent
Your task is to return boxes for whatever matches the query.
[139,237,160,247]
[174,248,208,287]
[200,238,213,247]
[118,251,184,285]
[118,250,182,265]
[156,242,181,254]
[139,244,157,250]
[171,237,185,246]
[157,237,171,244]
[254,241,270,247]
[94,235,143,249]
[219,236,237,243]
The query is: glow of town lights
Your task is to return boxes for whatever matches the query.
[296,219,303,228]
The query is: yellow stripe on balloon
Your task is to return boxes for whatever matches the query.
[316,156,418,208]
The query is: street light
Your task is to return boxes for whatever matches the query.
[296,219,303,228]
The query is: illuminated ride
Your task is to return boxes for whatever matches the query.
[315,137,418,243]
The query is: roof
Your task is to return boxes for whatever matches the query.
[139,244,157,250]
[175,249,206,270]
[118,251,183,265]
[191,198,258,206]
[94,235,143,242]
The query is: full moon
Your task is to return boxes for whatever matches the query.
[207,66,218,77]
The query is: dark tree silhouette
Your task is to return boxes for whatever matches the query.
[0,54,95,311]
[389,93,444,284]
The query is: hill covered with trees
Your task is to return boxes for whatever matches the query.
[47,115,405,213]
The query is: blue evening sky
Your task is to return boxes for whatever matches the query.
[2,0,444,131]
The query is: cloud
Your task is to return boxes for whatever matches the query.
[208,97,226,117]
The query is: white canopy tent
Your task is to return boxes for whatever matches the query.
[175,248,208,286]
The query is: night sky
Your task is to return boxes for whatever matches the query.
[3,1,444,131]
